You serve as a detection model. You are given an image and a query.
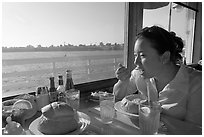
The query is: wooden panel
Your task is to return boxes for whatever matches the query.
[75,78,118,93]
[192,3,202,63]
[123,3,145,69]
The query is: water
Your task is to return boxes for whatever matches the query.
[65,89,80,110]
[2,50,123,60]
[139,105,160,135]
[3,50,123,96]
[100,97,115,124]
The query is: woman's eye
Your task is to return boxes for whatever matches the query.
[134,53,145,59]
[134,54,138,58]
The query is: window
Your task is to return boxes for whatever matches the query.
[143,2,196,64]
[2,2,201,99]
[2,2,125,97]
[170,3,196,64]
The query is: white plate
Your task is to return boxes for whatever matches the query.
[89,96,99,102]
[114,101,139,117]
[29,111,90,135]
[89,91,108,102]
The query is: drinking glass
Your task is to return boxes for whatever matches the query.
[99,93,115,124]
[65,89,80,110]
[139,101,161,135]
[36,93,50,111]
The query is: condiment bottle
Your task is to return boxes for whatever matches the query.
[36,86,50,111]
[36,87,42,96]
[57,75,66,102]
[48,77,58,103]
[42,86,48,94]
[57,75,65,93]
[65,70,75,91]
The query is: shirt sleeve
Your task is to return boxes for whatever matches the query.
[185,72,202,126]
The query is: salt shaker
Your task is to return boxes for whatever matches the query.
[36,87,50,111]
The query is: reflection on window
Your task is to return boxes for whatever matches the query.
[143,2,169,29]
[142,2,196,64]
[2,2,125,97]
[170,3,196,64]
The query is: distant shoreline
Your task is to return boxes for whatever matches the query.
[2,49,123,52]
[2,43,124,52]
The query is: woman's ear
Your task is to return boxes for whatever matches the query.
[161,51,170,64]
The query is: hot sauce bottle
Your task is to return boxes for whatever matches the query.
[65,70,75,91]
[48,77,58,103]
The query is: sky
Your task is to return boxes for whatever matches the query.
[2,2,125,47]
[2,2,192,48]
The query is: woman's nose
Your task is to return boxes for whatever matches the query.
[134,55,140,65]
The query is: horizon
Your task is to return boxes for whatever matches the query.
[2,41,124,48]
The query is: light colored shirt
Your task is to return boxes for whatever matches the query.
[127,65,202,126]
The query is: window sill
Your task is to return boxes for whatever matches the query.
[2,78,118,102]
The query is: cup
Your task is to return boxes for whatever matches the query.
[65,89,80,110]
[36,93,50,111]
[99,93,115,124]
[2,105,13,114]
[139,101,161,135]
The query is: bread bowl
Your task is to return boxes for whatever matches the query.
[121,94,146,114]
[37,102,79,135]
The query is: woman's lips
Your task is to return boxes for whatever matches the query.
[135,67,144,75]
[138,69,144,75]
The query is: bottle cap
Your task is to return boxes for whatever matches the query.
[36,87,42,95]
[49,77,54,80]
[66,70,72,73]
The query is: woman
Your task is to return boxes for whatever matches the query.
[113,26,202,134]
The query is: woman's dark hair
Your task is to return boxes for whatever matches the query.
[136,25,184,64]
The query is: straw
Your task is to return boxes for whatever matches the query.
[145,79,151,104]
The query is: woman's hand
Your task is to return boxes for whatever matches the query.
[115,64,131,81]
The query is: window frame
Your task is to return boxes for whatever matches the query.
[125,2,143,72]
[191,3,202,64]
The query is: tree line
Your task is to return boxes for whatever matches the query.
[2,42,124,52]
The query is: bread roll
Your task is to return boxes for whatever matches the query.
[38,102,79,135]
[121,99,139,114]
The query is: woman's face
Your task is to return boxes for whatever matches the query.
[134,37,163,78]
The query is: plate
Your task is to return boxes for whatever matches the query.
[89,91,109,102]
[114,101,139,117]
[89,96,99,102]
[29,111,90,135]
